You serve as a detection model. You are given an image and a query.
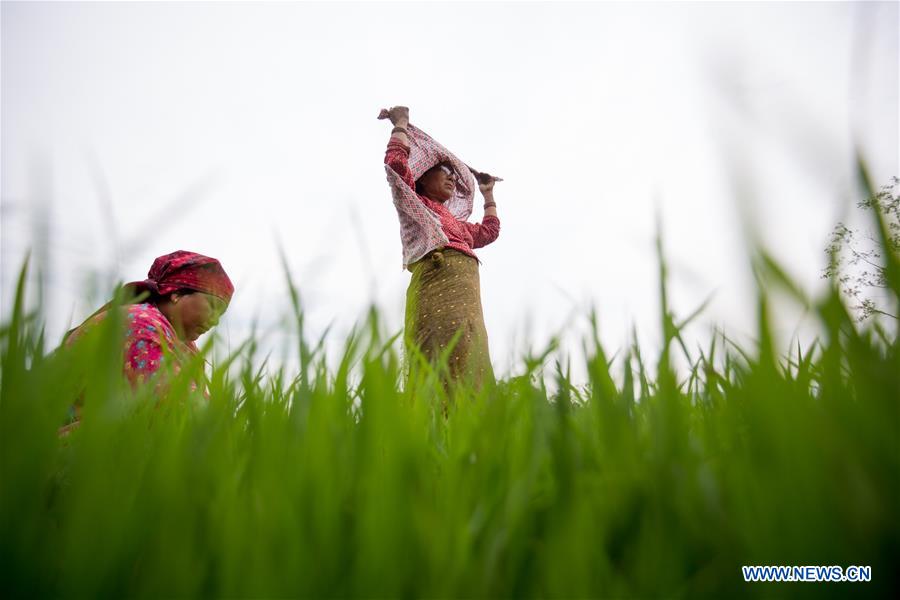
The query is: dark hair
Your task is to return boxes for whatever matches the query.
[134,287,196,306]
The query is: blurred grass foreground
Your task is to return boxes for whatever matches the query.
[2,173,898,598]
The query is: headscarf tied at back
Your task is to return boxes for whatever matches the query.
[385,124,477,268]
[64,250,234,343]
[126,250,234,304]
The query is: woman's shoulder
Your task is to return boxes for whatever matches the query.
[125,302,162,321]
[125,303,176,339]
[65,302,181,357]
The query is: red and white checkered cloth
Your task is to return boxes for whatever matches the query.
[385,124,476,268]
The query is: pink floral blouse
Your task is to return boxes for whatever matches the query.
[67,302,198,387]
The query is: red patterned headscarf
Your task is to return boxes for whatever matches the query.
[126,250,234,304]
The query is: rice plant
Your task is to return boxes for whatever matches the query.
[1,167,897,598]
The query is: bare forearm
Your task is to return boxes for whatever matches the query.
[482,190,498,218]
[390,116,410,146]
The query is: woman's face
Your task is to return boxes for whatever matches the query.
[418,163,456,202]
[169,292,228,341]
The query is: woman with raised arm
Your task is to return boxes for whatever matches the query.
[379,105,502,390]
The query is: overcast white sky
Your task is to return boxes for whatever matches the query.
[2,1,898,379]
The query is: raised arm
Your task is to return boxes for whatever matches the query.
[464,215,500,248]
[464,171,503,248]
[379,106,415,190]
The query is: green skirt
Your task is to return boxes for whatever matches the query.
[405,248,495,389]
